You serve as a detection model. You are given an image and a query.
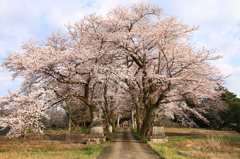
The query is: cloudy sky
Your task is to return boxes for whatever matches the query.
[1,0,240,97]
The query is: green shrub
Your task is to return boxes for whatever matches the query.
[0,146,7,152]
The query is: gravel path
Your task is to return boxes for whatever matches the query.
[97,127,160,159]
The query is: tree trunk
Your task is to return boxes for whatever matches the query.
[102,107,117,132]
[84,76,96,123]
[102,83,117,132]
[68,118,72,131]
[102,107,110,129]
[65,101,72,131]
[139,106,154,137]
[89,105,95,122]
[109,113,116,132]
[70,119,77,129]
[136,106,144,134]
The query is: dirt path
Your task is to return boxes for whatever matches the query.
[97,128,160,159]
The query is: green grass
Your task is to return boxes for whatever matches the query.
[148,136,240,159]
[0,142,107,159]
[0,146,7,152]
[148,137,190,158]
[222,136,240,141]
[80,145,105,155]
[0,128,108,159]
[132,129,149,143]
[105,131,117,141]
[76,128,91,133]
[150,143,192,159]
[28,145,58,152]
[168,138,188,142]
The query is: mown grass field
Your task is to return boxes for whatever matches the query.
[148,128,240,159]
[0,127,239,159]
[0,128,113,159]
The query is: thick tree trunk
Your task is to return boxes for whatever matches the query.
[84,76,96,123]
[89,105,95,122]
[102,108,110,128]
[65,101,73,131]
[136,106,144,134]
[137,120,142,134]
[109,113,116,132]
[102,84,117,132]
[139,106,155,137]
[102,107,116,132]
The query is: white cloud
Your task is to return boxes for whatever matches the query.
[219,64,240,96]
[163,0,240,28]
[159,0,240,97]
[0,68,22,96]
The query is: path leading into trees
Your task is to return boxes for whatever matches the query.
[97,127,160,159]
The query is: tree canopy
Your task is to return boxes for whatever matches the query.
[0,3,225,137]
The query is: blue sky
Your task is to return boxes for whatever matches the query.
[1,0,240,97]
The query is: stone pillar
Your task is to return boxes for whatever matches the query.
[116,111,120,128]
[131,110,135,128]
[149,126,168,143]
[108,125,112,133]
[149,109,168,143]
[87,110,106,145]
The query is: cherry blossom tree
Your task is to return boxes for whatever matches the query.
[1,3,225,137]
[61,97,89,130]
[96,3,225,136]
[0,88,55,137]
[2,14,130,120]
[1,5,131,136]
[99,81,130,132]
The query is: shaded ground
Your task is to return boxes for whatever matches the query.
[97,127,160,159]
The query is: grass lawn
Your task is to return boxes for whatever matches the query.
[148,128,240,159]
[0,128,111,159]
